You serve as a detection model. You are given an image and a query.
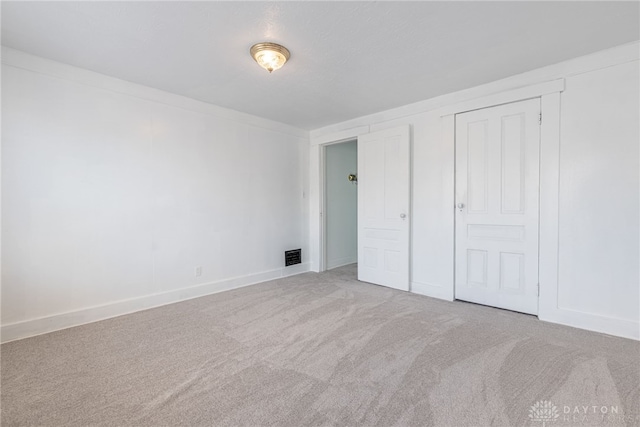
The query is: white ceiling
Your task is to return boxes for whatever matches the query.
[2,1,638,130]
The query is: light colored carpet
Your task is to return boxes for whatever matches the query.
[2,264,639,426]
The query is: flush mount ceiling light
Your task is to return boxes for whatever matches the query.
[250,42,290,73]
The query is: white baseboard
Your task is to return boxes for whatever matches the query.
[5,264,635,343]
[411,281,638,340]
[326,256,357,270]
[539,306,639,341]
[411,281,454,301]
[1,263,310,343]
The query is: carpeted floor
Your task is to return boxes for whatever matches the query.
[2,264,639,426]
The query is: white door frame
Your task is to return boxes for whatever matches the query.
[318,137,359,272]
[441,78,564,319]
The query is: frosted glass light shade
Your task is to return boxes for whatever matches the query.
[250,42,290,73]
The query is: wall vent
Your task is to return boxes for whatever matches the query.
[285,249,302,267]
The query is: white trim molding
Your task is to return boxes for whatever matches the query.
[438,79,565,117]
[312,126,370,147]
[537,92,563,325]
[1,264,310,343]
[539,309,639,341]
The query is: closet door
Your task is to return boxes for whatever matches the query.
[455,99,540,314]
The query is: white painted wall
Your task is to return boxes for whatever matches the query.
[557,61,639,323]
[309,42,640,339]
[324,141,357,270]
[1,48,310,342]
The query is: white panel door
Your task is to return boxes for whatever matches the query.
[358,126,410,291]
[455,99,540,314]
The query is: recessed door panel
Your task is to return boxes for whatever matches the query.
[363,247,378,268]
[501,114,526,214]
[467,249,488,287]
[499,252,525,292]
[467,120,489,214]
[467,224,525,241]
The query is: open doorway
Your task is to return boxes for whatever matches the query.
[323,140,358,270]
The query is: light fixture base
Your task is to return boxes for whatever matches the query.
[250,42,290,73]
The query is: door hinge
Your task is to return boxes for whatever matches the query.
[537,283,540,296]
[538,112,542,125]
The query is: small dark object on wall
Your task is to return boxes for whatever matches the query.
[285,249,302,267]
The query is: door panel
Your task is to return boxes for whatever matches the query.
[455,99,540,315]
[358,126,410,291]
